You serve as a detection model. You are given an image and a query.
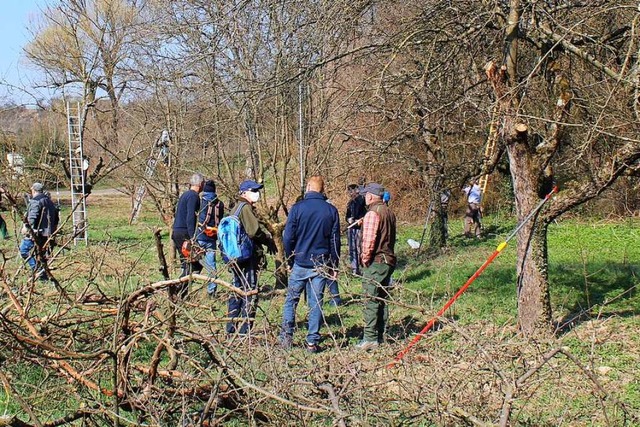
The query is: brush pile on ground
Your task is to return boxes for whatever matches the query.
[1,250,638,427]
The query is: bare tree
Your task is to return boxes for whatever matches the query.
[24,0,146,190]
[340,0,640,335]
[485,0,640,335]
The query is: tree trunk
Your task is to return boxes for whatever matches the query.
[515,216,552,336]
[428,195,447,250]
[507,125,552,337]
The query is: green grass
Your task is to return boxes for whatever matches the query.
[1,196,639,426]
[392,216,639,330]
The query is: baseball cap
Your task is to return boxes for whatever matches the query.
[362,182,384,197]
[239,180,264,192]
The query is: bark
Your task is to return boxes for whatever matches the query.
[428,201,447,250]
[420,126,447,251]
[485,0,556,337]
[505,119,553,337]
[487,64,555,336]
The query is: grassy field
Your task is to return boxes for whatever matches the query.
[0,195,638,426]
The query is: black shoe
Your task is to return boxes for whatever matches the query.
[306,342,321,353]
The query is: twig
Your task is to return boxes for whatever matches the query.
[317,383,348,427]
[0,371,43,427]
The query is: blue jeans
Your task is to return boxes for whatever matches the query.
[327,279,341,305]
[280,264,327,345]
[19,236,48,280]
[227,258,258,335]
[197,239,217,294]
[19,237,37,270]
[347,228,361,274]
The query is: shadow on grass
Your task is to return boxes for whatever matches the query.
[553,262,639,335]
[387,315,459,342]
[443,223,510,248]
[400,263,433,284]
[480,223,510,239]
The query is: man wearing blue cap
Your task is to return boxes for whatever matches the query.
[356,182,397,351]
[226,179,276,335]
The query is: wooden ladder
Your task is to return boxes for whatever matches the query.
[478,108,499,206]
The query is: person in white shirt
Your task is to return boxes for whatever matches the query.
[463,180,482,238]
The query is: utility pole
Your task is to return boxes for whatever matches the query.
[298,75,305,196]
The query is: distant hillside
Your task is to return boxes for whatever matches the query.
[0,105,57,136]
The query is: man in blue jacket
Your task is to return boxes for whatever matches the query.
[279,176,340,353]
[172,173,204,297]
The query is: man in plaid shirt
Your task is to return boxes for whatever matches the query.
[356,183,397,351]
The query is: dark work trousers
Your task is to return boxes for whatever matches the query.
[172,229,202,298]
[227,257,259,335]
[0,214,8,239]
[347,227,362,275]
[362,262,395,343]
[464,203,481,238]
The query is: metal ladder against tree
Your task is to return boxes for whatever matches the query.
[129,130,170,224]
[66,101,88,245]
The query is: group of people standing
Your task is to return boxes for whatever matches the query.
[171,173,276,336]
[172,173,397,353]
[279,177,398,352]
[13,173,479,353]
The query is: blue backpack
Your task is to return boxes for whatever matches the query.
[218,202,254,263]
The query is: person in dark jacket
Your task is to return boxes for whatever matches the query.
[19,182,59,281]
[325,197,342,306]
[196,179,224,296]
[279,176,340,353]
[346,184,366,275]
[172,173,204,297]
[226,179,276,336]
[0,186,9,239]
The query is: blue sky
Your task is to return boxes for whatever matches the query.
[0,0,46,104]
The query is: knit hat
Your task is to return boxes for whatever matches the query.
[203,180,216,193]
